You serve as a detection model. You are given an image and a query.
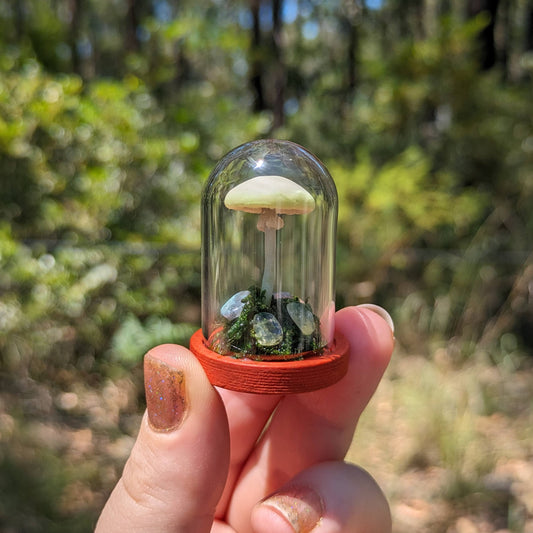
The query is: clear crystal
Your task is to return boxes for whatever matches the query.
[220,290,250,320]
[286,301,315,335]
[252,312,283,346]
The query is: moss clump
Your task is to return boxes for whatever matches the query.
[214,285,323,360]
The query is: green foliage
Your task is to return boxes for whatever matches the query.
[0,0,530,377]
[0,43,269,377]
[0,444,96,532]
[0,1,529,373]
[111,315,197,366]
[0,60,199,375]
[1,2,533,529]
[214,286,322,358]
[335,147,487,247]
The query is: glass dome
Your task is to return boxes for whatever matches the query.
[201,139,338,361]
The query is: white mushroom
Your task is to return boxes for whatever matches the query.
[225,175,315,304]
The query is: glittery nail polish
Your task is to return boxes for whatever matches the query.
[144,353,187,432]
[260,485,323,533]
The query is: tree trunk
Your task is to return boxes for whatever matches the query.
[271,0,285,129]
[499,0,513,81]
[438,0,452,16]
[467,0,501,70]
[13,0,25,40]
[126,0,140,52]
[249,0,266,112]
[525,0,533,52]
[69,0,82,75]
[341,0,361,95]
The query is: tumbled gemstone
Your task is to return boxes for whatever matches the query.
[286,301,315,335]
[252,312,283,346]
[273,292,292,300]
[220,290,250,320]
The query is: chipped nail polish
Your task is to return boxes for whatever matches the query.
[260,485,323,533]
[144,353,187,432]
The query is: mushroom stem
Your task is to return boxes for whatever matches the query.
[225,176,315,307]
[257,209,284,305]
[262,225,276,304]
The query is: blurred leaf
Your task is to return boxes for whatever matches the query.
[111,315,197,366]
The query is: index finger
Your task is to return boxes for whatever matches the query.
[225,306,395,531]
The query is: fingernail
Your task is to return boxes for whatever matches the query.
[260,486,323,533]
[144,353,187,432]
[357,304,395,335]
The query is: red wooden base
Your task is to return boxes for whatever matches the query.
[189,329,350,395]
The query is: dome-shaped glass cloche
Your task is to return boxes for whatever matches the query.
[200,139,338,361]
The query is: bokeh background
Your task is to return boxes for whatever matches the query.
[0,0,532,531]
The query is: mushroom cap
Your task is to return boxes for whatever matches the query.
[224,175,315,215]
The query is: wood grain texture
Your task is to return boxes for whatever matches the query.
[190,329,350,394]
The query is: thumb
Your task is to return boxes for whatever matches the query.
[96,344,230,533]
[252,461,391,533]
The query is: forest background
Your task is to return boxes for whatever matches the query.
[0,0,532,531]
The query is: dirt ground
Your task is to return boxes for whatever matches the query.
[1,349,532,531]
[347,351,533,533]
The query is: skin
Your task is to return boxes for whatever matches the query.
[96,306,394,533]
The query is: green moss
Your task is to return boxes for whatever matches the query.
[217,285,323,359]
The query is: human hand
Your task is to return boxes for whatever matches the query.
[96,305,395,533]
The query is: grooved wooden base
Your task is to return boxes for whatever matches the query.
[189,329,350,394]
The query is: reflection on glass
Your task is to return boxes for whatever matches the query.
[201,139,338,361]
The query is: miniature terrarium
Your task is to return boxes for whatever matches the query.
[190,139,348,394]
